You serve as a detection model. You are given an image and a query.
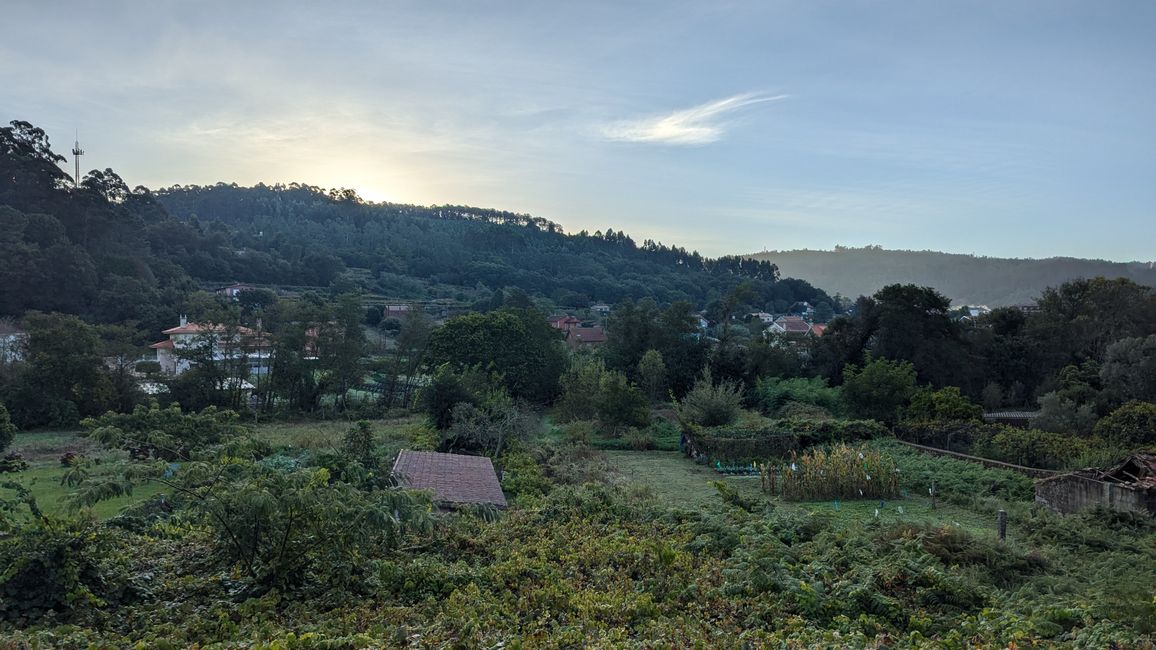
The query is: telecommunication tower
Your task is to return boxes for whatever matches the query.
[71,132,84,188]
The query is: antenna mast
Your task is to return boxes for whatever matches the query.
[71,131,84,189]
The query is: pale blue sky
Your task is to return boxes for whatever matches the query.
[2,1,1154,260]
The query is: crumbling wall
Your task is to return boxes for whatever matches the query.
[1035,475,1151,515]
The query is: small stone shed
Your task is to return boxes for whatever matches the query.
[392,450,507,509]
[1034,453,1156,515]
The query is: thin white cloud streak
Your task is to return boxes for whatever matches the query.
[601,93,788,145]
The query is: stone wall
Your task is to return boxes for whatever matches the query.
[1034,474,1153,515]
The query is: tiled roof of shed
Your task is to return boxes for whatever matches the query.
[392,450,507,508]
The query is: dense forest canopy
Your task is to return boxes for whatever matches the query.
[152,182,820,313]
[748,246,1156,307]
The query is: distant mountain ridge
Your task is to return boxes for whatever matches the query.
[746,246,1156,306]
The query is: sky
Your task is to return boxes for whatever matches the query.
[2,1,1154,261]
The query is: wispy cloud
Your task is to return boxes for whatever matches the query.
[601,93,788,145]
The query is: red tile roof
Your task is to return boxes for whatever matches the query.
[570,326,607,344]
[392,450,507,508]
[149,340,174,350]
[161,322,258,336]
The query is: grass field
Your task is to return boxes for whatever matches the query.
[5,415,429,519]
[604,448,1011,540]
[7,430,166,518]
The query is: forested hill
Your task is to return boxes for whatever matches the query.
[0,119,839,336]
[153,183,834,312]
[748,246,1156,306]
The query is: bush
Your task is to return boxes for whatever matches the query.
[0,452,28,473]
[499,452,551,499]
[754,376,841,417]
[0,403,15,454]
[559,420,595,445]
[624,428,654,451]
[0,505,136,621]
[675,370,743,427]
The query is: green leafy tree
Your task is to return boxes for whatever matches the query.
[841,357,918,425]
[1099,335,1156,405]
[555,356,609,422]
[904,386,983,422]
[1093,400,1156,448]
[594,372,650,430]
[426,307,565,403]
[637,350,668,403]
[7,312,115,428]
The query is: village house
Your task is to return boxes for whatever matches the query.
[149,316,271,377]
[0,322,26,363]
[768,315,813,336]
[392,450,507,509]
[215,283,254,300]
[749,312,775,325]
[547,314,581,332]
[591,303,611,316]
[565,326,607,350]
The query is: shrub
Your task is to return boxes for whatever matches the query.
[0,403,15,454]
[559,420,595,445]
[624,428,654,451]
[0,452,28,473]
[754,376,841,417]
[499,452,551,499]
[675,370,743,427]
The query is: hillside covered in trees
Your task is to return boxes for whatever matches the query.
[747,246,1156,307]
[0,120,838,337]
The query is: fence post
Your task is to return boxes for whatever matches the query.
[997,509,1007,541]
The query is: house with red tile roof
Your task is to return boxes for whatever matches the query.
[548,314,581,332]
[566,326,607,349]
[768,316,812,336]
[149,316,270,377]
[392,450,507,508]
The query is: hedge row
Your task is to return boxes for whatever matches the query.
[684,418,889,463]
[895,421,1104,470]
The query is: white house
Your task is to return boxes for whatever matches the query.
[768,316,812,336]
[149,316,270,377]
[0,322,26,363]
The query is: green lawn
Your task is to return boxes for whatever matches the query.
[7,431,166,518]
